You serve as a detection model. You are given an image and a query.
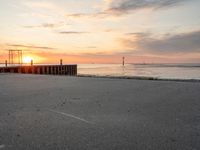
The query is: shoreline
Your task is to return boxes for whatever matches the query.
[1,73,200,82]
[78,74,200,82]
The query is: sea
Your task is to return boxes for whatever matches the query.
[1,63,200,80]
[78,63,200,80]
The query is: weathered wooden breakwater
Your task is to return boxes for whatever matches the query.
[0,65,77,76]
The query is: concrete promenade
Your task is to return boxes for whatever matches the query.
[0,74,200,150]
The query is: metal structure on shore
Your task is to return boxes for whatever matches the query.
[8,49,23,65]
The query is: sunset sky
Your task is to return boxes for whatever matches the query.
[0,0,200,64]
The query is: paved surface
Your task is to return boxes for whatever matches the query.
[0,74,200,150]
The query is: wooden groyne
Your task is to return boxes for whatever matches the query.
[0,65,77,76]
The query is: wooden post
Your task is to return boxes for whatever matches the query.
[44,66,47,74]
[5,60,7,67]
[60,66,62,75]
[10,68,14,73]
[60,59,63,65]
[75,65,77,75]
[56,66,59,74]
[31,60,33,66]
[47,66,49,74]
[63,66,66,75]
[18,67,21,73]
[31,66,34,74]
[25,67,29,74]
[37,67,40,74]
[51,67,53,75]
[43,67,45,74]
[69,66,72,75]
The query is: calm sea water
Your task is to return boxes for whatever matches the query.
[78,64,200,80]
[1,63,200,80]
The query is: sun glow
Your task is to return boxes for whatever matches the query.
[23,56,33,64]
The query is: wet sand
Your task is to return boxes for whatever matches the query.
[0,74,200,150]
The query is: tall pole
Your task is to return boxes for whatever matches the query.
[21,50,23,65]
[18,50,20,64]
[10,50,13,64]
[122,57,125,66]
[9,50,10,64]
[12,51,15,64]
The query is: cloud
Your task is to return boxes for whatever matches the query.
[23,22,67,29]
[67,13,91,18]
[125,32,151,37]
[106,0,187,15]
[86,46,97,49]
[7,44,55,50]
[67,12,108,19]
[23,24,57,29]
[59,31,90,34]
[67,0,188,18]
[122,30,200,54]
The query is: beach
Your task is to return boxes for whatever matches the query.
[0,74,200,150]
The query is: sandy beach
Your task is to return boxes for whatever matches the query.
[0,74,200,150]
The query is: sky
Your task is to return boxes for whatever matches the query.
[0,0,200,64]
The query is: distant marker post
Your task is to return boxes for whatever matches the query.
[122,57,125,66]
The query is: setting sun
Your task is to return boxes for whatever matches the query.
[23,56,33,64]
